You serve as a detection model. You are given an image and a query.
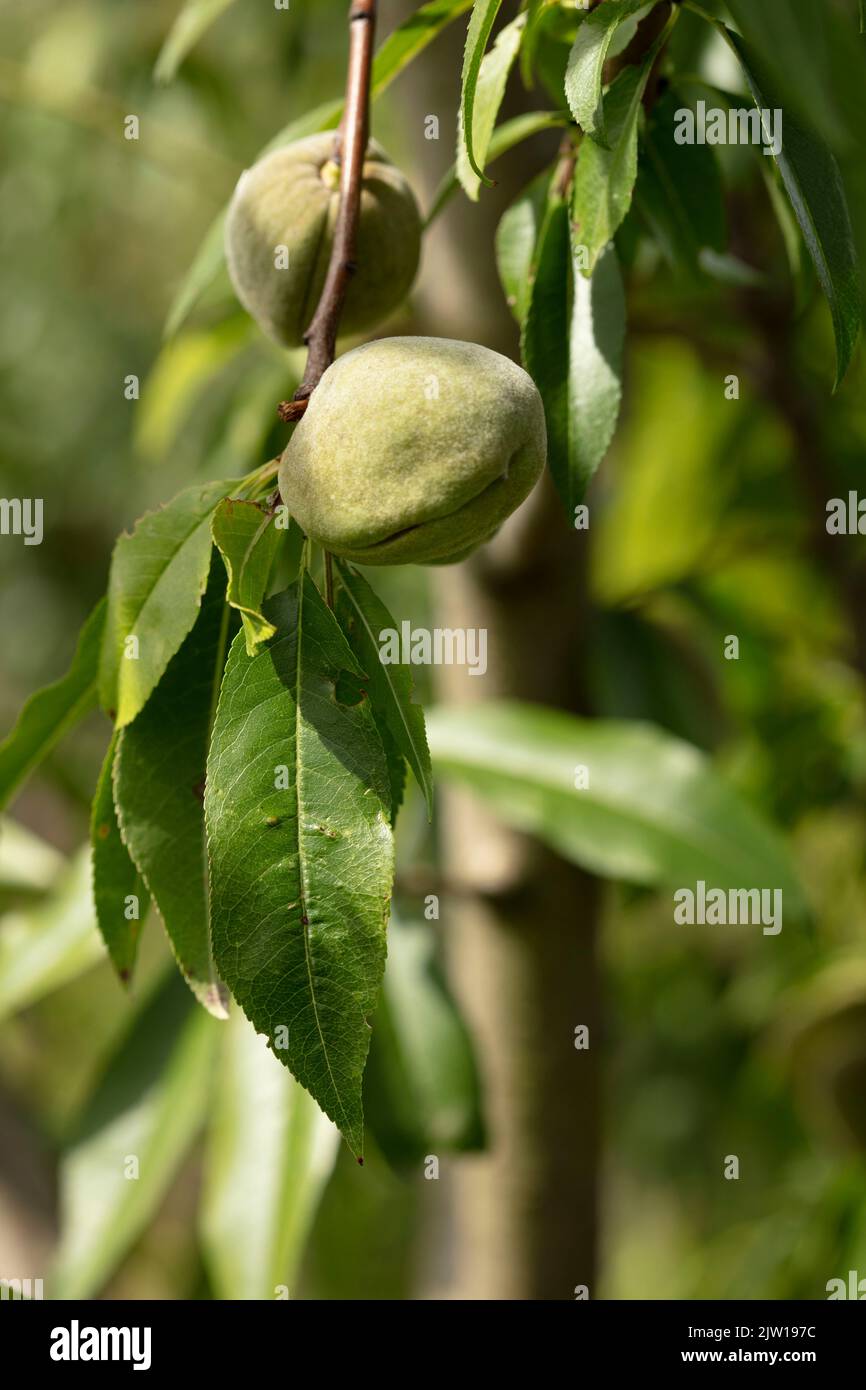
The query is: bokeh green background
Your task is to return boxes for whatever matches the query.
[1,0,866,1300]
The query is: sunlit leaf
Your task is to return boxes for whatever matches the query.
[0,818,63,897]
[201,1010,339,1299]
[459,0,505,187]
[522,195,624,512]
[0,599,104,812]
[572,54,656,276]
[564,0,654,142]
[91,731,144,984]
[154,0,238,84]
[457,14,525,200]
[568,239,625,502]
[0,850,105,1022]
[522,196,571,506]
[212,498,283,655]
[427,702,809,914]
[495,167,551,322]
[99,480,228,727]
[53,971,217,1298]
[206,576,394,1156]
[115,563,231,1017]
[365,915,484,1163]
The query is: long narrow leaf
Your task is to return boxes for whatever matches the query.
[115,562,231,1018]
[565,0,654,141]
[568,240,625,503]
[53,971,217,1298]
[0,850,105,1023]
[335,561,433,818]
[201,1011,339,1299]
[426,702,809,915]
[459,0,505,187]
[206,576,394,1156]
[720,23,861,387]
[457,14,525,200]
[572,51,657,275]
[0,599,105,812]
[99,480,228,727]
[154,0,237,83]
[91,731,145,984]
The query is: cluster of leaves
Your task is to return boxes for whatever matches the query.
[0,0,861,1170]
[0,469,439,1156]
[459,0,860,523]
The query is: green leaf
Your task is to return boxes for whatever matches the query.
[115,562,231,1018]
[522,196,571,509]
[635,84,726,277]
[457,14,525,200]
[426,109,566,227]
[724,0,847,151]
[0,598,105,813]
[0,818,63,897]
[495,167,551,322]
[91,732,144,985]
[53,970,217,1299]
[523,197,623,511]
[200,1010,339,1299]
[371,0,474,92]
[572,55,657,276]
[365,915,484,1163]
[568,239,626,503]
[459,0,505,188]
[154,0,237,84]
[0,849,105,1023]
[335,560,433,819]
[426,702,809,915]
[212,498,283,656]
[564,0,653,142]
[164,211,232,342]
[99,479,228,728]
[525,198,619,514]
[206,575,394,1156]
[520,0,551,89]
[167,1,472,337]
[721,24,862,387]
[375,717,408,829]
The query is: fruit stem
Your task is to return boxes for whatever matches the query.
[279,0,377,423]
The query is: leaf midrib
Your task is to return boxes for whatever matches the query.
[294,577,352,1140]
[431,728,793,892]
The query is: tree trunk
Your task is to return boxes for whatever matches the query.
[380,1,603,1299]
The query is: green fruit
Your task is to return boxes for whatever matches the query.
[225,133,421,347]
[278,337,547,566]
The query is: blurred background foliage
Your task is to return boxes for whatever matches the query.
[1,0,866,1300]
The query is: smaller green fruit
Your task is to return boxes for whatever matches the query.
[225,134,421,347]
[278,337,547,566]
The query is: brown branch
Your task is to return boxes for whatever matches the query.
[277,0,376,424]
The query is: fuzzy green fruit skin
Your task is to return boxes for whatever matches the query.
[225,134,421,347]
[278,337,547,566]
